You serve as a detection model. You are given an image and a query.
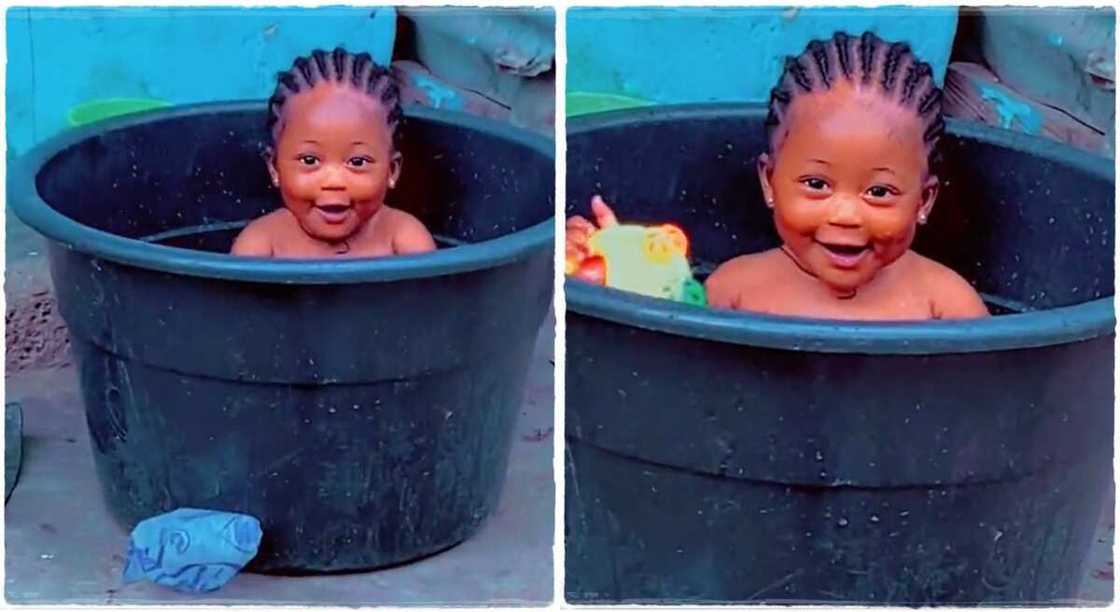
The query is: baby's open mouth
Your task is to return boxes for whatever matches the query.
[819,241,869,256]
[315,204,352,224]
[816,240,871,269]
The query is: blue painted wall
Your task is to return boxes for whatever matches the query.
[568,7,958,104]
[6,6,397,158]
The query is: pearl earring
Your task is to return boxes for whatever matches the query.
[918,213,928,224]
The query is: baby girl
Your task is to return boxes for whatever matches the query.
[233,48,436,258]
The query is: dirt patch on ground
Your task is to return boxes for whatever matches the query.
[6,288,71,373]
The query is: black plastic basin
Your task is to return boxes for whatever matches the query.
[564,104,1114,604]
[9,102,554,573]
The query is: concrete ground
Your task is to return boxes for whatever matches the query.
[4,216,556,605]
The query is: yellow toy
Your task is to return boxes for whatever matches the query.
[571,223,706,306]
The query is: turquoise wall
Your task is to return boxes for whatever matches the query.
[568,7,958,105]
[6,6,397,158]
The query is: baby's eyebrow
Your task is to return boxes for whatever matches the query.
[301,139,321,145]
[872,166,897,174]
[350,141,368,146]
[808,158,831,165]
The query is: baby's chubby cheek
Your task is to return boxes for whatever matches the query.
[774,206,827,238]
[868,223,916,257]
[279,178,316,206]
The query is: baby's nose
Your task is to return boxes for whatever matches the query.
[827,196,862,227]
[320,164,347,189]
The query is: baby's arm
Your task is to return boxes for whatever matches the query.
[928,264,990,319]
[391,211,437,255]
[230,221,274,257]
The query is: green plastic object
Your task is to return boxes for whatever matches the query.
[567,91,650,117]
[67,98,171,127]
[587,223,705,305]
[679,277,707,306]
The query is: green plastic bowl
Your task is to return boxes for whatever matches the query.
[567,91,651,117]
[67,98,171,127]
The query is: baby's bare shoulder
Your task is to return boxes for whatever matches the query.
[379,206,420,226]
[230,210,293,256]
[910,252,970,289]
[911,253,990,319]
[708,250,783,284]
[705,250,784,308]
[380,206,436,255]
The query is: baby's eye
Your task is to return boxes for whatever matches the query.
[298,155,319,166]
[348,156,373,168]
[866,185,895,198]
[801,178,828,191]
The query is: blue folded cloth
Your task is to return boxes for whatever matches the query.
[122,508,262,593]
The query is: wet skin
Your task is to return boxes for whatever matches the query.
[232,82,436,258]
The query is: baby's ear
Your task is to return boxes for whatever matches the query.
[389,151,403,189]
[757,153,776,209]
[919,174,940,222]
[262,147,279,188]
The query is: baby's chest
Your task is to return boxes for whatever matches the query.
[739,282,934,320]
[272,233,395,259]
[344,229,399,258]
[835,285,937,320]
[345,239,396,258]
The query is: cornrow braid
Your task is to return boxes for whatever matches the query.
[785,56,814,93]
[266,47,403,150]
[880,42,910,92]
[859,31,877,84]
[807,40,832,89]
[834,32,854,80]
[900,62,932,105]
[764,31,945,173]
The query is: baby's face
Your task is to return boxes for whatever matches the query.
[270,83,399,243]
[761,82,936,295]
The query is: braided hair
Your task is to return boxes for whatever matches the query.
[765,31,944,173]
[266,47,403,150]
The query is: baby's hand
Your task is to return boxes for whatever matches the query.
[566,195,619,274]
